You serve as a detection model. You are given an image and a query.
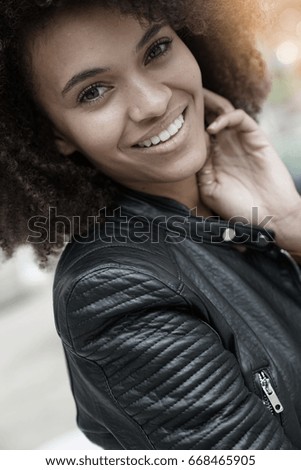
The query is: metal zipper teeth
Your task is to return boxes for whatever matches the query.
[256,370,284,415]
[262,394,275,415]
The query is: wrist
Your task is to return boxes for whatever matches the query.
[272,199,301,253]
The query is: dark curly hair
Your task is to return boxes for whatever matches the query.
[0,0,270,268]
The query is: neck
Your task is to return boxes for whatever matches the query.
[123,175,214,218]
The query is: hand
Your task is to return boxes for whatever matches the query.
[197,89,301,250]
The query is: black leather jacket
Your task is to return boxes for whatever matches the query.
[53,187,301,450]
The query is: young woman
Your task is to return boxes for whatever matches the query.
[1,0,301,449]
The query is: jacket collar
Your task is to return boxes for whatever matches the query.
[115,184,192,219]
[114,184,276,253]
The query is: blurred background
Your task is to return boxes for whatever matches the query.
[260,0,301,179]
[0,0,301,450]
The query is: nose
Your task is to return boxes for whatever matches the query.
[127,76,172,123]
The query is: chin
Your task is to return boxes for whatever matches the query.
[178,146,208,175]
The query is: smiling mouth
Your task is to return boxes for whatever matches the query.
[134,113,185,148]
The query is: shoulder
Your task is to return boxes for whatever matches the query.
[53,222,183,293]
[53,232,187,349]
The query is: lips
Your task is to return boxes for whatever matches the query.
[131,106,187,149]
[137,113,184,148]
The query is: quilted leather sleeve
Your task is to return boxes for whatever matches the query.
[60,266,294,450]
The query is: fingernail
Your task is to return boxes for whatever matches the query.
[207,121,217,131]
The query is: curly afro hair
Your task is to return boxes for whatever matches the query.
[0,0,271,268]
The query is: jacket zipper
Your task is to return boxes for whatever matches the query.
[256,370,283,415]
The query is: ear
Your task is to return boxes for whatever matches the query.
[54,130,78,156]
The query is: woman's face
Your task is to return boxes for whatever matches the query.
[29,5,207,189]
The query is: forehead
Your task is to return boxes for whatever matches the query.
[39,6,146,47]
[28,6,151,93]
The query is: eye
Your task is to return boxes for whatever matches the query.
[78,83,110,104]
[145,37,173,65]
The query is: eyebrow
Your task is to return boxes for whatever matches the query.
[62,67,110,96]
[136,22,166,52]
[62,23,166,96]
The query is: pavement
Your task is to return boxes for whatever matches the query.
[0,247,98,450]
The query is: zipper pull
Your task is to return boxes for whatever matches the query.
[280,249,301,285]
[258,371,283,414]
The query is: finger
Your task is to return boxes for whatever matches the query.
[197,150,216,189]
[203,88,235,115]
[198,170,215,187]
[207,109,258,134]
[197,169,217,198]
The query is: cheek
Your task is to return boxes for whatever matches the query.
[176,41,203,89]
[68,109,125,156]
[186,60,203,101]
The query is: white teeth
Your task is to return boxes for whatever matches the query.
[150,136,161,145]
[137,112,185,148]
[174,118,182,129]
[167,123,178,136]
[159,130,171,142]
